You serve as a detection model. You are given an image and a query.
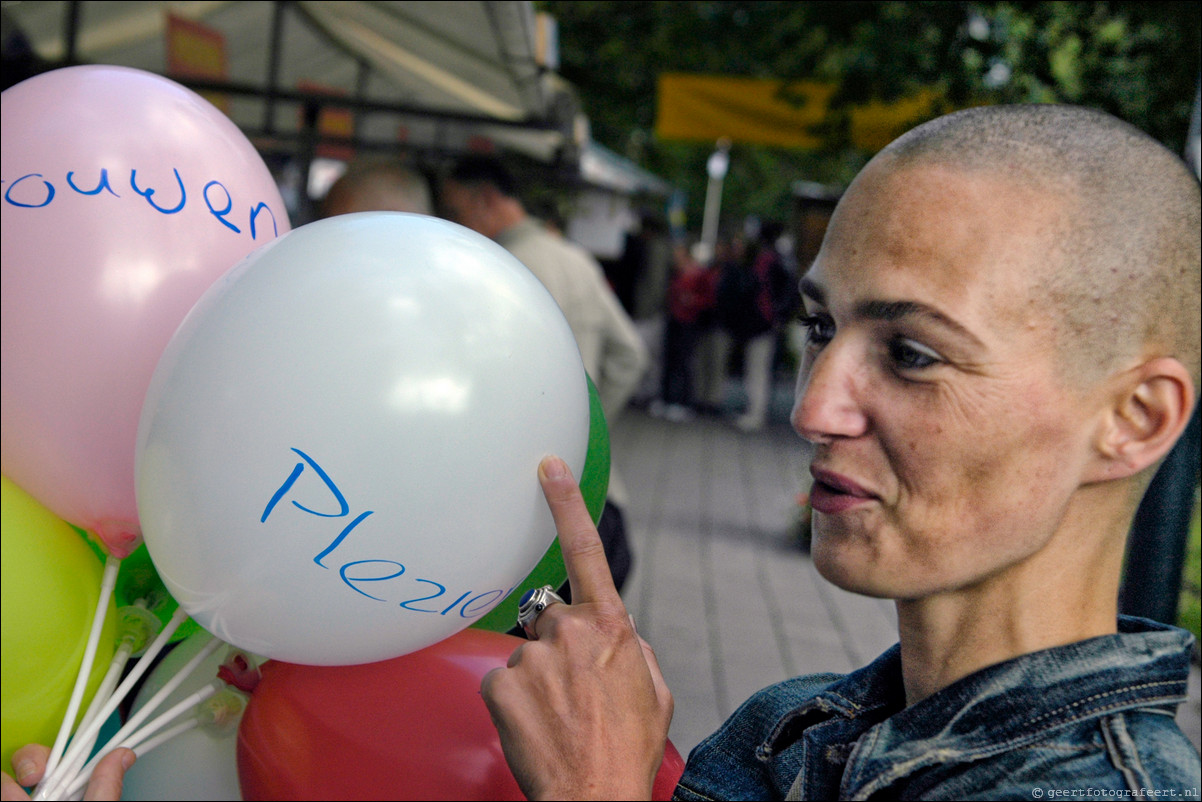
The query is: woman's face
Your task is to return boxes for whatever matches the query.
[792,161,1102,601]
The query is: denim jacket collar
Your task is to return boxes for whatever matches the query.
[760,616,1193,800]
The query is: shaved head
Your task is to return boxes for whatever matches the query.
[866,104,1201,391]
[322,159,432,217]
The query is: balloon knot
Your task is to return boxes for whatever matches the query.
[197,688,249,734]
[117,605,163,654]
[93,521,143,559]
[217,650,262,693]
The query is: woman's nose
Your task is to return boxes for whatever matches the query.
[791,343,869,443]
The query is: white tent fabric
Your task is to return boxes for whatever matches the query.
[2,1,576,162]
[4,0,675,207]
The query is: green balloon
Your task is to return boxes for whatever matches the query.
[114,544,201,643]
[578,374,611,524]
[2,477,117,776]
[471,374,609,633]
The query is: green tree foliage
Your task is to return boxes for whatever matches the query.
[540,1,1200,226]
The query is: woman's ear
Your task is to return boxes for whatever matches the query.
[1087,357,1195,482]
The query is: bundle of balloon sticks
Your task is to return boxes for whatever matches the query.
[30,556,254,801]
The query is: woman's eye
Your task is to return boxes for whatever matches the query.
[888,338,941,370]
[799,314,835,345]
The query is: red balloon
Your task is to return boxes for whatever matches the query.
[237,629,686,801]
[655,739,687,800]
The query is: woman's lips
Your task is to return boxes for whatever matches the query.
[809,467,876,514]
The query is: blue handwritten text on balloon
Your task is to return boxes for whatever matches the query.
[261,448,513,618]
[1,168,280,240]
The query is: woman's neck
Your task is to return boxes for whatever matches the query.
[894,495,1127,706]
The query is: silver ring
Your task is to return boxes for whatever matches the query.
[516,584,565,639]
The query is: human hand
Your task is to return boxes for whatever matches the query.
[481,456,673,801]
[1,744,134,802]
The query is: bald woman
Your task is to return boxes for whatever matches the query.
[482,105,1201,800]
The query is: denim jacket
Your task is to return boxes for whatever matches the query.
[675,617,1200,801]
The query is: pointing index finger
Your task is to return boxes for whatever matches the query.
[538,456,621,606]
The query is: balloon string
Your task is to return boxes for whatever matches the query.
[36,555,120,794]
[61,681,222,799]
[35,607,188,800]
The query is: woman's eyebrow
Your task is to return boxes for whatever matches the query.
[855,299,983,346]
[800,277,983,347]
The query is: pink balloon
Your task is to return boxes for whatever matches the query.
[1,66,290,556]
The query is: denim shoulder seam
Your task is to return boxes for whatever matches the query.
[985,691,1185,757]
[1024,681,1183,729]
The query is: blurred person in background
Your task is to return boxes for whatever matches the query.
[719,219,795,432]
[441,155,648,597]
[693,233,745,415]
[656,239,715,422]
[320,157,433,217]
[625,213,675,409]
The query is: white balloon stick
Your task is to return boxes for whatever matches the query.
[69,639,133,747]
[35,607,188,800]
[62,681,222,799]
[130,716,200,759]
[41,642,133,802]
[104,634,222,749]
[119,681,221,753]
[35,555,120,796]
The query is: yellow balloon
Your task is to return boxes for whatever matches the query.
[2,476,117,775]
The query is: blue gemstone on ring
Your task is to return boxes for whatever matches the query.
[519,588,536,606]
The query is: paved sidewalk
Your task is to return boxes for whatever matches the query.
[608,398,1202,758]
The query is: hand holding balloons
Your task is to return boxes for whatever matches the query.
[1,743,134,802]
[1,65,289,556]
[136,213,590,665]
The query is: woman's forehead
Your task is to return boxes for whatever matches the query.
[812,164,1062,322]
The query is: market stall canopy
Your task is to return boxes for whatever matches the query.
[581,141,674,197]
[1,0,582,164]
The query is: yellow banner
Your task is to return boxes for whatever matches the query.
[655,73,939,151]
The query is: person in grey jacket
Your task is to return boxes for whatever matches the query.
[442,156,648,594]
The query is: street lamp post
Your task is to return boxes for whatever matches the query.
[699,137,731,263]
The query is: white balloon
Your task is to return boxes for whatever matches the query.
[136,213,588,665]
[120,633,248,801]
